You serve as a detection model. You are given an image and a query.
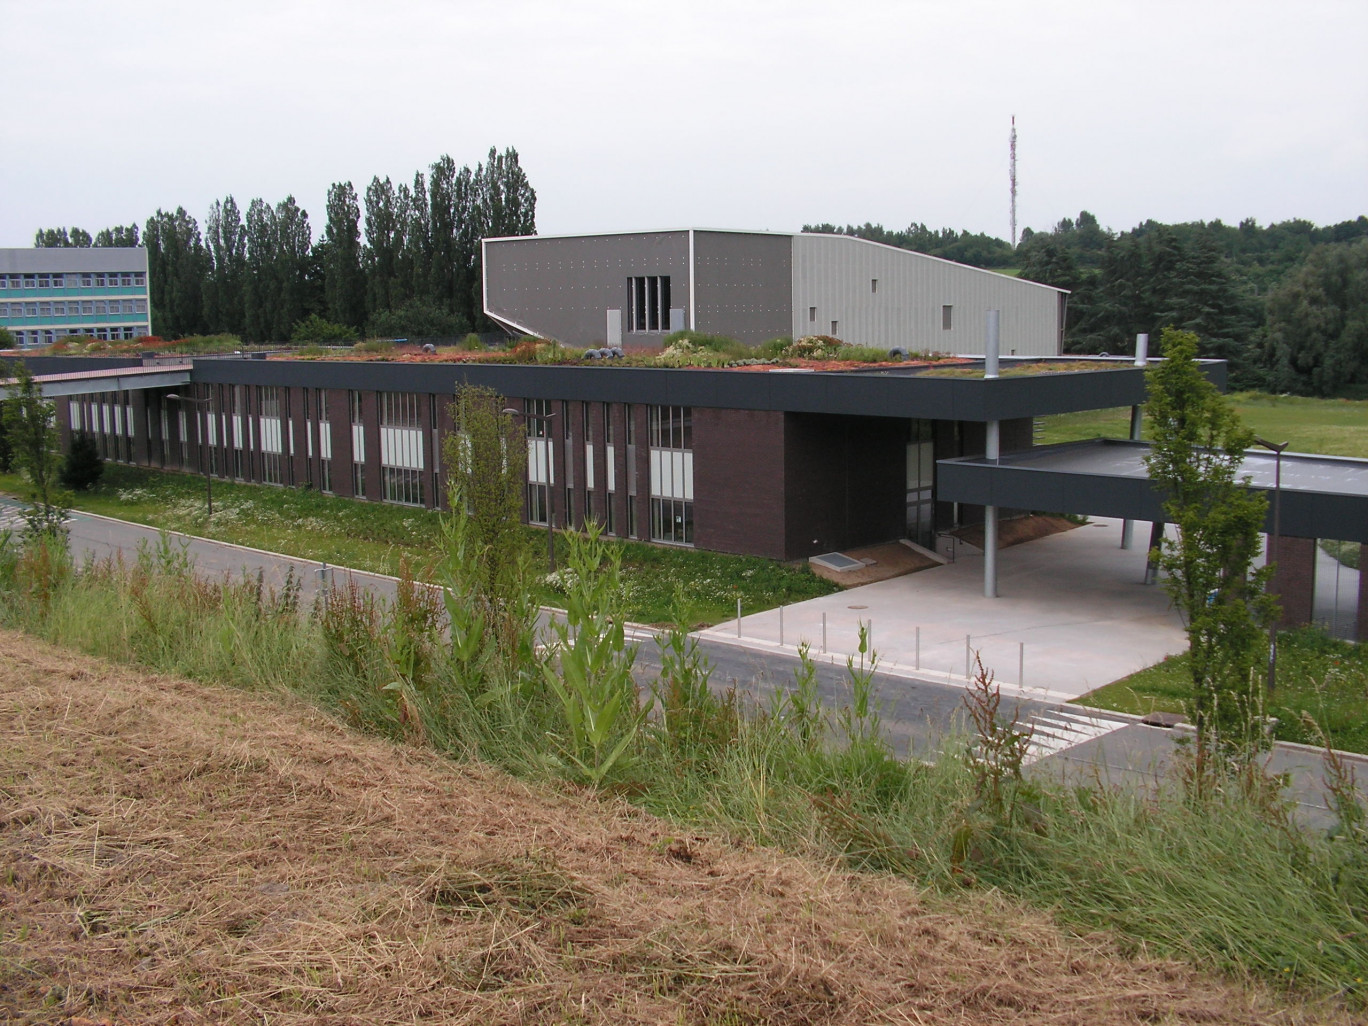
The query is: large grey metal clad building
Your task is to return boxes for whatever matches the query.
[482,229,1066,356]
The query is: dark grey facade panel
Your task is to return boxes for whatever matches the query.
[17,356,143,375]
[938,440,1368,543]
[692,231,791,343]
[483,232,690,346]
[163,357,1189,423]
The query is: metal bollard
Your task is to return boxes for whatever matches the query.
[736,596,742,638]
[1019,641,1025,686]
[965,635,971,679]
[915,626,920,670]
[821,611,827,653]
[779,605,784,646]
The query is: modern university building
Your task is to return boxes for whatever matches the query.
[0,248,152,348]
[7,229,1366,639]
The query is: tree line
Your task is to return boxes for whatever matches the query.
[33,146,536,344]
[805,214,1368,397]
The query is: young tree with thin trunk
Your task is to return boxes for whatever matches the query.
[2,362,68,536]
[1144,327,1274,763]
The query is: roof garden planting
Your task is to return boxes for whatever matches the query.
[21,329,1142,377]
[275,332,969,372]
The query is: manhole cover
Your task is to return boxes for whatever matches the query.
[848,605,868,610]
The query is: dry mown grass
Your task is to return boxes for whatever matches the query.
[0,629,1344,1024]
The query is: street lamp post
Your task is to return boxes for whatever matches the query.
[166,393,213,518]
[1254,436,1288,693]
[503,407,558,572]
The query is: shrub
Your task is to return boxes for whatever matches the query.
[366,299,470,340]
[0,326,15,349]
[292,314,358,345]
[662,330,746,356]
[60,431,103,491]
[783,335,847,360]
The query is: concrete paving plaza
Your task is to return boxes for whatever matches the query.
[699,517,1189,704]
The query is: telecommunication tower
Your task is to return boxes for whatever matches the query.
[1009,116,1018,249]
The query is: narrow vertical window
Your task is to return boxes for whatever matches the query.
[627,276,671,332]
[942,305,953,330]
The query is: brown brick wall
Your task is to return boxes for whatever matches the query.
[610,404,629,536]
[130,391,150,466]
[784,413,905,559]
[361,391,381,501]
[326,389,353,497]
[288,387,309,487]
[631,404,650,540]
[54,397,72,450]
[692,408,787,559]
[1268,534,1316,628]
[588,402,610,530]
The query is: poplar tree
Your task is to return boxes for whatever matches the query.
[143,208,208,337]
[243,198,278,342]
[323,182,365,331]
[205,196,247,336]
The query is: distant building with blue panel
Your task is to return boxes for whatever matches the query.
[0,248,151,348]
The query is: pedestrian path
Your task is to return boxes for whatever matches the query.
[698,518,1188,702]
[1022,708,1128,767]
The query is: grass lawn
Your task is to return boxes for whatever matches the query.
[1037,391,1368,458]
[0,464,837,626]
[1075,628,1368,755]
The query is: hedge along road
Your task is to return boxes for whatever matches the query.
[5,497,1358,828]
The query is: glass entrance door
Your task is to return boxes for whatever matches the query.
[906,420,935,547]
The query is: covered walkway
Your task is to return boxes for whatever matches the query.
[937,438,1368,641]
[1,362,191,398]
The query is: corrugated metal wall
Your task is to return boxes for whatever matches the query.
[790,234,1064,356]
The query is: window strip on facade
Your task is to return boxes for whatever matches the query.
[350,391,366,498]
[380,392,424,505]
[258,386,284,485]
[316,388,333,493]
[524,398,553,524]
[648,405,693,545]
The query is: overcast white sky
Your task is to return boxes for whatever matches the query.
[3,0,1364,247]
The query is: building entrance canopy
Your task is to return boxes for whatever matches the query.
[937,439,1368,544]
